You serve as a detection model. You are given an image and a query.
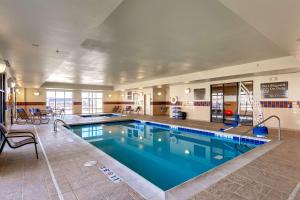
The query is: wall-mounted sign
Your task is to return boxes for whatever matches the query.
[261,81,288,98]
[194,88,206,100]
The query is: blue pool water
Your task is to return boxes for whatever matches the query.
[70,120,262,190]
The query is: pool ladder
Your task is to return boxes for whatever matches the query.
[53,119,71,133]
[244,115,281,140]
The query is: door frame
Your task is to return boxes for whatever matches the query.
[210,81,253,126]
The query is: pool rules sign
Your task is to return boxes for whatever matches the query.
[261,81,288,98]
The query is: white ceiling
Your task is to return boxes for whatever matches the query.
[0,0,123,87]
[219,0,300,58]
[0,0,299,88]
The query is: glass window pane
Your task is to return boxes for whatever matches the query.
[96,92,103,98]
[82,99,89,109]
[96,108,103,113]
[46,91,55,98]
[55,99,64,109]
[46,90,73,114]
[82,109,88,114]
[65,99,73,109]
[93,92,97,98]
[47,98,56,108]
[96,99,102,108]
[56,91,64,98]
[65,92,72,98]
[82,92,89,98]
[81,91,103,114]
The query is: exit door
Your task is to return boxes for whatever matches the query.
[210,81,253,126]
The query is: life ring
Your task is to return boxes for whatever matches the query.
[170,96,178,105]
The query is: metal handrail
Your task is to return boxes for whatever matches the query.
[53,119,71,133]
[244,115,281,140]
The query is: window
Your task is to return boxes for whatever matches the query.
[81,92,103,114]
[46,90,73,114]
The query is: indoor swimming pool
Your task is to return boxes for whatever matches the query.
[70,120,267,190]
[80,113,121,118]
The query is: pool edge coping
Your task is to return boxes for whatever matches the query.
[164,140,282,200]
[59,121,165,200]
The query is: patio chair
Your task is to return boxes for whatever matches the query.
[123,106,133,114]
[133,106,142,115]
[46,106,55,118]
[16,108,41,125]
[112,106,120,113]
[160,106,169,115]
[55,108,65,118]
[0,124,38,159]
[29,108,50,124]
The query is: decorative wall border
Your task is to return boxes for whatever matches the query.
[193,101,211,107]
[260,101,300,108]
[16,102,83,106]
[151,101,170,105]
[16,102,46,106]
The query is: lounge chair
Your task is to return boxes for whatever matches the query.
[160,106,169,115]
[16,108,41,125]
[123,106,133,114]
[112,106,120,113]
[54,108,65,118]
[46,106,55,118]
[29,108,50,124]
[133,106,142,115]
[0,124,38,159]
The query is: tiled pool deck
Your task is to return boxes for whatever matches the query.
[1,114,300,200]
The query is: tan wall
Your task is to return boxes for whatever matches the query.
[169,72,300,130]
[103,90,132,113]
[153,87,170,116]
[14,70,300,130]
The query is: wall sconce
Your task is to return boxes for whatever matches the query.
[15,88,21,95]
[7,78,16,88]
[0,62,6,73]
[108,94,112,98]
[34,91,40,96]
[121,93,125,97]
[185,88,191,94]
[157,92,162,96]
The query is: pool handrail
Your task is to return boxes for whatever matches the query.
[53,119,71,133]
[244,115,281,140]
